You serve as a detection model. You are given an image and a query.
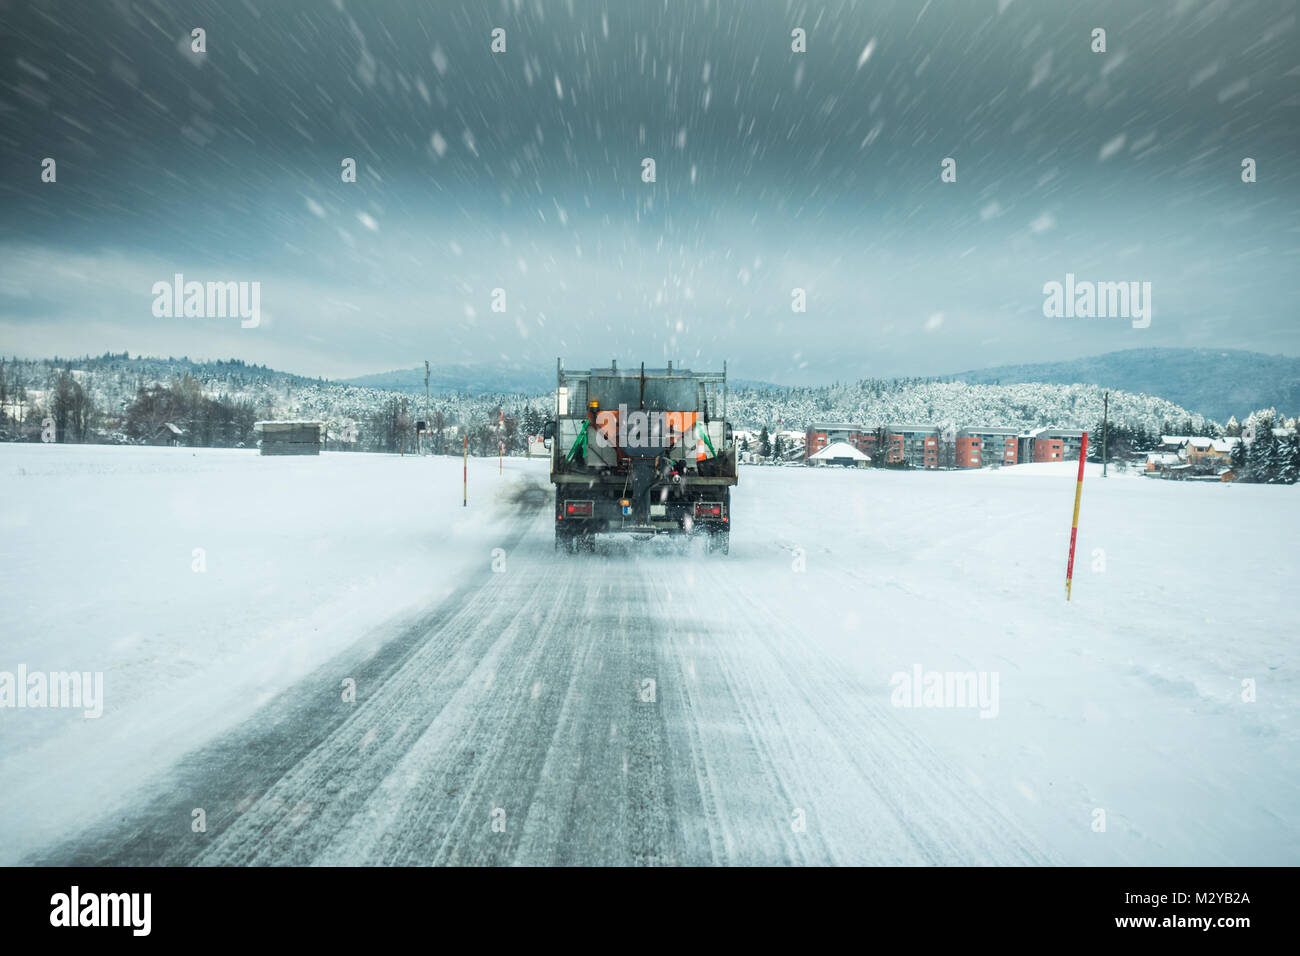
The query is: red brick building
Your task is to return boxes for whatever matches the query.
[805,423,876,460]
[802,422,1082,469]
[1033,438,1064,462]
[955,436,981,468]
[922,434,939,468]
[961,427,1020,466]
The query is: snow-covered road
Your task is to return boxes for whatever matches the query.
[3,445,1296,865]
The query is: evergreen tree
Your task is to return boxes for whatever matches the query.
[1265,431,1291,484]
[1277,433,1300,485]
[1230,437,1250,477]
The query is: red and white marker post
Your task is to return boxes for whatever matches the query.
[1065,431,1089,601]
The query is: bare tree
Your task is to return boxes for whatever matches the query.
[50,367,97,443]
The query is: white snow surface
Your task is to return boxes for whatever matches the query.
[0,444,517,861]
[1,444,1296,864]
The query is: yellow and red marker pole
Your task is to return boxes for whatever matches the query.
[1065,431,1088,601]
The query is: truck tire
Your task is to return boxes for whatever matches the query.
[708,529,730,555]
[556,528,593,553]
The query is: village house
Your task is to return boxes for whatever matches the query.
[1185,437,1240,471]
[152,422,184,447]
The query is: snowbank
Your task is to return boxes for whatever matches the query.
[731,464,1298,863]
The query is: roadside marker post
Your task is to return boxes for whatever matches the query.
[463,435,468,507]
[1065,431,1089,601]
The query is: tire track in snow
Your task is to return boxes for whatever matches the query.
[691,559,1055,865]
[29,503,543,866]
[33,495,1052,866]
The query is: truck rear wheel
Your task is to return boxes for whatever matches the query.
[708,529,730,555]
[556,527,594,553]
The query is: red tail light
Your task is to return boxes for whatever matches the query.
[694,502,723,518]
[565,500,593,517]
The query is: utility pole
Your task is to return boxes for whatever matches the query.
[424,360,431,456]
[1102,390,1109,478]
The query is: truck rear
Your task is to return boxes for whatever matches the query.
[547,359,738,553]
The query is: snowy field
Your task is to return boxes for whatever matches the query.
[1,443,1296,865]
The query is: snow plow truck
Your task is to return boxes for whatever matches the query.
[546,359,738,553]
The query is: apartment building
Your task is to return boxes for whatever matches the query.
[958,426,1021,467]
[804,423,877,459]
[885,424,940,467]
[802,422,1086,468]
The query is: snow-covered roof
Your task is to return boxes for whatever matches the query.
[1212,438,1239,453]
[809,441,869,461]
[254,420,325,428]
[1187,437,1213,449]
[158,422,183,435]
[1147,453,1182,465]
[1161,435,1190,445]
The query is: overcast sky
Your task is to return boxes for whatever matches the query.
[1,0,1296,384]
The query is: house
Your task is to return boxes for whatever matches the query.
[1145,452,1183,474]
[254,420,323,456]
[152,422,184,447]
[1186,437,1239,471]
[807,441,870,468]
[1147,435,1241,479]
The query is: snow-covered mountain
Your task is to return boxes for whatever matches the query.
[950,348,1300,424]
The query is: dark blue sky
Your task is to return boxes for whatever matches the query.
[1,0,1296,383]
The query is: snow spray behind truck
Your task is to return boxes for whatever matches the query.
[546,359,738,553]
